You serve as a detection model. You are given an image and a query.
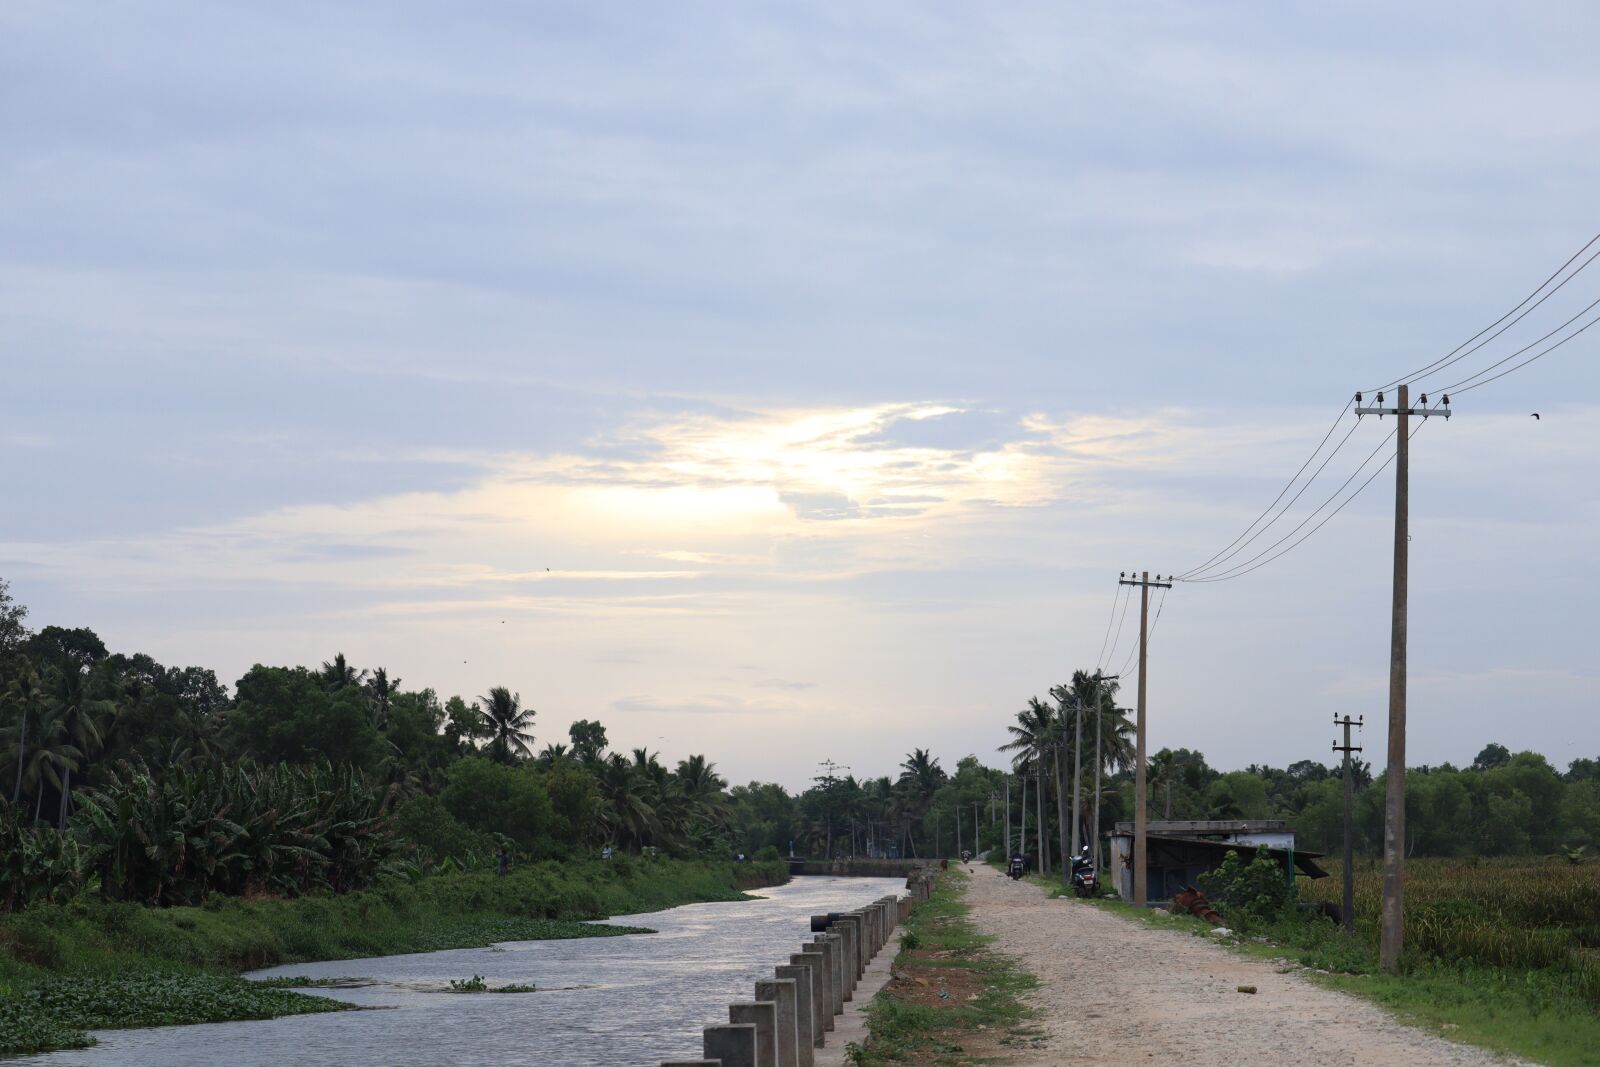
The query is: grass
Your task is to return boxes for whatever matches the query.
[850,870,1040,1066]
[1085,856,1600,1067]
[0,856,788,1056]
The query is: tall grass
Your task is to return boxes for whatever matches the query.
[1297,857,1600,1002]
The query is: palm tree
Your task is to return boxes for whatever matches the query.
[1001,697,1056,873]
[600,753,655,851]
[536,742,571,768]
[366,668,400,730]
[47,667,116,828]
[4,662,46,805]
[16,705,78,824]
[319,653,367,691]
[897,749,946,803]
[479,688,535,763]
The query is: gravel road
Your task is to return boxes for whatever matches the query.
[965,862,1529,1067]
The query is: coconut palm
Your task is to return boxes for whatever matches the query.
[599,753,655,851]
[46,667,116,828]
[3,662,47,805]
[1001,697,1057,873]
[898,749,946,802]
[319,653,367,691]
[479,687,535,763]
[366,668,400,731]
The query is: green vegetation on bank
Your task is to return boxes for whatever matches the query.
[0,856,786,1056]
[851,871,1039,1066]
[1089,852,1600,1067]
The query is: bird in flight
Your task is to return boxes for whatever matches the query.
[1532,413,1541,420]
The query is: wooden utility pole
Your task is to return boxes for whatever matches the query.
[1119,571,1172,907]
[1333,714,1363,935]
[1355,384,1449,970]
[956,804,962,857]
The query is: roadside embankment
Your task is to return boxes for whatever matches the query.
[0,857,788,1056]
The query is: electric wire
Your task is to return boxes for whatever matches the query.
[1177,424,1400,583]
[1178,405,1438,584]
[1401,245,1600,391]
[1173,397,1357,580]
[1369,229,1600,393]
[1177,411,1367,580]
[1115,585,1168,679]
[1093,582,1125,672]
[1101,582,1134,675]
[1436,303,1600,397]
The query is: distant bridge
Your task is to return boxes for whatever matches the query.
[786,857,928,878]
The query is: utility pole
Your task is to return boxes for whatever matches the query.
[934,808,941,858]
[956,803,963,857]
[1070,699,1083,863]
[1004,778,1011,854]
[1333,714,1363,935]
[1055,741,1068,887]
[1356,384,1449,970]
[974,800,982,855]
[1089,672,1118,872]
[1119,571,1172,907]
[1035,768,1047,875]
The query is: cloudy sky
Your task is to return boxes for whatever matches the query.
[3,2,1597,789]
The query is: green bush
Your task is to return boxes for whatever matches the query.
[1198,849,1293,924]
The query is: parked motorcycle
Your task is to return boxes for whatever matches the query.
[1070,846,1098,898]
[1007,853,1026,880]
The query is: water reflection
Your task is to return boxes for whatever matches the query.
[14,876,902,1067]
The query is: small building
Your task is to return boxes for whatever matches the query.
[1108,819,1328,904]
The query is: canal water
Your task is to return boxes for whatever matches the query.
[15,875,902,1067]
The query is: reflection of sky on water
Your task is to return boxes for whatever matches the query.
[14,876,901,1067]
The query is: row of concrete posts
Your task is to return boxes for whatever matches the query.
[660,875,932,1067]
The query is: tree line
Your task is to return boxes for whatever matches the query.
[4,575,1596,914]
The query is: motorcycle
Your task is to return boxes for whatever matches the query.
[1070,846,1098,898]
[1007,853,1026,880]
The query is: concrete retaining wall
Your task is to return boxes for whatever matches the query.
[659,868,934,1067]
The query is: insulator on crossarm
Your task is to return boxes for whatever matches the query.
[1419,393,1428,406]
[1355,392,1363,403]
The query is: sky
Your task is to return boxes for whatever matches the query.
[2,2,1597,791]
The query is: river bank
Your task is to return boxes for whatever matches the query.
[0,857,789,1055]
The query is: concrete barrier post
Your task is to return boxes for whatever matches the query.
[729,1002,777,1067]
[832,921,857,998]
[791,951,828,1041]
[755,978,799,1067]
[810,935,844,1015]
[704,1023,757,1067]
[774,965,815,1067]
[663,1062,721,1066]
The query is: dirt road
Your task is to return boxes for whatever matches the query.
[965,862,1525,1067]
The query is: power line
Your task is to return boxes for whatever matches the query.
[1102,583,1134,674]
[1177,410,1367,580]
[1093,582,1125,671]
[1174,397,1357,580]
[1439,303,1600,397]
[1369,229,1600,393]
[1178,407,1437,584]
[1117,585,1167,678]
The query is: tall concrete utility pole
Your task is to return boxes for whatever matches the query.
[1089,672,1118,872]
[1119,571,1172,907]
[1333,714,1363,935]
[1070,700,1083,863]
[1355,384,1449,970]
[1004,778,1011,855]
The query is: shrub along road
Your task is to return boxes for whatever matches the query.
[963,863,1523,1067]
